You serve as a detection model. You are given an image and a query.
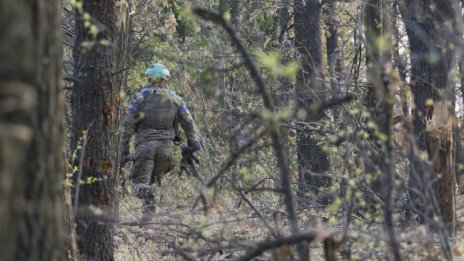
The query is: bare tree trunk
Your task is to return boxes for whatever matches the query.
[401,0,457,234]
[230,0,239,26]
[392,2,407,82]
[114,0,131,218]
[364,0,392,198]
[324,0,341,120]
[457,60,464,193]
[364,1,402,260]
[294,0,330,206]
[71,1,120,259]
[0,1,65,260]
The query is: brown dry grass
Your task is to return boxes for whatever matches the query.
[114,172,464,260]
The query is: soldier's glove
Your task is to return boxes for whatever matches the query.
[121,153,132,166]
[181,144,200,165]
[188,140,202,153]
[180,144,201,177]
[173,134,182,145]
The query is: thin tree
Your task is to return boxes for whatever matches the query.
[0,1,66,260]
[364,1,402,259]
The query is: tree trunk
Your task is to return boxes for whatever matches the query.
[401,0,457,233]
[457,60,464,193]
[364,2,402,260]
[114,0,131,217]
[294,0,330,205]
[230,0,239,26]
[364,0,392,203]
[71,1,120,259]
[324,0,341,120]
[0,1,65,260]
[392,2,407,82]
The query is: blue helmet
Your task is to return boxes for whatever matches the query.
[145,63,170,81]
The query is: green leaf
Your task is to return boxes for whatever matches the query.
[325,198,342,213]
[256,50,298,78]
[83,12,91,21]
[427,52,440,64]
[89,25,99,37]
[99,39,111,46]
[296,108,307,120]
[281,62,298,77]
[256,51,280,69]
[223,11,231,22]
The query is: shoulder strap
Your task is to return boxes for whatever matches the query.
[138,87,156,111]
[134,87,156,131]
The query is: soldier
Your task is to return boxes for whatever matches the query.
[120,63,201,223]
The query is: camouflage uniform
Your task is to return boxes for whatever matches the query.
[120,86,199,216]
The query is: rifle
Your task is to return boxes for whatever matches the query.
[180,144,210,213]
[180,144,204,184]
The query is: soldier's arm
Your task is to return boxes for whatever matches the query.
[176,100,201,151]
[119,95,141,155]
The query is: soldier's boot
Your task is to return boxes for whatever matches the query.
[141,192,156,225]
[133,183,156,225]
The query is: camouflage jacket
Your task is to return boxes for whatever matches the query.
[120,86,199,155]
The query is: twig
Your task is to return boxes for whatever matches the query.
[111,67,130,76]
[166,248,198,261]
[206,129,266,188]
[232,183,280,238]
[73,130,89,219]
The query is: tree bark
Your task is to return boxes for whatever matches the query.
[71,1,120,259]
[294,0,331,205]
[364,1,402,260]
[230,0,239,26]
[401,0,457,233]
[0,1,66,260]
[392,2,407,82]
[457,60,464,193]
[324,0,341,120]
[363,0,391,204]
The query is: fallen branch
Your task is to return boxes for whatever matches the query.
[316,94,355,113]
[236,230,325,261]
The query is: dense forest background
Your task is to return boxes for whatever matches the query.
[2,0,464,260]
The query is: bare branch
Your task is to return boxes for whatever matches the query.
[236,230,322,261]
[193,8,307,260]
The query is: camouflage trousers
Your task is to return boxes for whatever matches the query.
[130,140,176,210]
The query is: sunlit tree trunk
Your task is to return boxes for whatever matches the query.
[71,1,121,259]
[392,2,407,82]
[0,1,65,260]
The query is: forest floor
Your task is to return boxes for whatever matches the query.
[114,173,288,261]
[114,173,464,260]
